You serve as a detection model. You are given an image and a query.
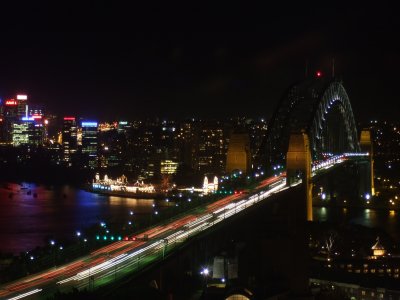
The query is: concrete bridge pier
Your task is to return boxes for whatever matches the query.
[286,132,313,221]
[359,129,375,198]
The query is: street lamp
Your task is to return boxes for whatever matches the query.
[50,240,56,267]
[200,267,209,289]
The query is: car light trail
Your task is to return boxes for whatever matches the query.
[6,174,290,299]
[6,289,42,300]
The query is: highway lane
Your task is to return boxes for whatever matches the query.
[1,174,286,300]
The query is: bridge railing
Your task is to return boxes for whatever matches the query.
[311,152,369,175]
[55,178,288,293]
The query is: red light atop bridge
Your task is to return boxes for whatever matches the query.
[316,71,322,77]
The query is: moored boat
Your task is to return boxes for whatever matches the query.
[89,173,166,199]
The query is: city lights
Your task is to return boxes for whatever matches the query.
[5,99,17,105]
[16,94,28,100]
[81,121,98,127]
[0,26,397,300]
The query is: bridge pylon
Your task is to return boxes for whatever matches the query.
[226,132,251,174]
[360,129,375,196]
[286,132,313,221]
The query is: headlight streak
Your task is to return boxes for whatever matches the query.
[56,178,288,290]
[6,288,42,300]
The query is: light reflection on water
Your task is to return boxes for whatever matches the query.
[0,182,160,254]
[313,206,400,242]
[2,181,399,254]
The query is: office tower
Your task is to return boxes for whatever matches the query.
[1,99,19,143]
[196,122,226,175]
[82,121,98,169]
[62,117,78,163]
[16,94,28,119]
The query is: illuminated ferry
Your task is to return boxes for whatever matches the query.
[90,174,164,199]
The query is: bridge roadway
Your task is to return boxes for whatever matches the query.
[0,154,367,299]
[0,175,288,300]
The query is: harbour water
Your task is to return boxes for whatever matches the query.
[0,182,158,254]
[313,206,400,242]
[1,181,399,254]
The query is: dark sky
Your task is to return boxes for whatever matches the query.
[0,3,398,122]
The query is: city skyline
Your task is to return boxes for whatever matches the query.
[0,4,400,297]
[0,3,398,121]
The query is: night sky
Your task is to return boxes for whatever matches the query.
[0,3,398,122]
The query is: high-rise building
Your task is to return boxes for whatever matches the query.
[16,94,28,119]
[82,121,98,169]
[29,122,45,146]
[11,116,44,146]
[117,121,131,134]
[12,121,30,146]
[28,104,44,119]
[1,99,19,143]
[176,121,197,169]
[98,122,128,169]
[196,122,226,175]
[62,117,77,163]
[160,159,179,175]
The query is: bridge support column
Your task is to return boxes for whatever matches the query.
[286,133,313,221]
[360,129,375,196]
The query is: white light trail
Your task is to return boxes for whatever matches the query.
[56,176,288,291]
[7,289,42,300]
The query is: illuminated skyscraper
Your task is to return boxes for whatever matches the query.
[12,121,30,146]
[196,123,226,175]
[29,121,45,146]
[16,94,28,119]
[11,117,44,146]
[28,104,44,119]
[1,99,19,143]
[62,117,77,163]
[82,121,98,169]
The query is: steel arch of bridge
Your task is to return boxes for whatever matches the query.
[263,79,360,166]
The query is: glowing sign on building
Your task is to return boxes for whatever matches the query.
[82,122,98,127]
[22,117,34,121]
[64,117,76,121]
[5,100,17,106]
[17,94,28,100]
[32,115,42,120]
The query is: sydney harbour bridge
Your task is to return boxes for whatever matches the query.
[1,77,375,299]
[258,76,373,221]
